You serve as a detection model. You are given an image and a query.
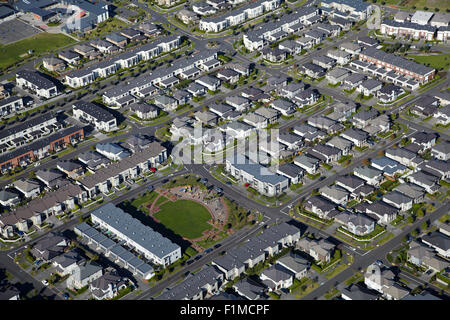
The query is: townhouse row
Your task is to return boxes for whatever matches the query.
[65,35,182,88]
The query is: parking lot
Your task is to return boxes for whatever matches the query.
[0,19,41,45]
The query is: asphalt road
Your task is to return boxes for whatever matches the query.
[301,204,449,300]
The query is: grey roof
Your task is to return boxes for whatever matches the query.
[335,175,365,189]
[227,154,288,185]
[327,67,350,79]
[353,108,378,121]
[342,128,369,141]
[342,284,380,300]
[294,154,320,168]
[91,203,180,259]
[209,103,234,115]
[73,101,116,122]
[394,182,425,199]
[233,278,267,300]
[354,166,382,179]
[0,189,19,202]
[13,179,40,193]
[360,47,435,76]
[360,78,382,90]
[261,264,293,283]
[383,191,413,206]
[277,253,309,273]
[432,141,450,155]
[36,169,63,183]
[155,265,223,300]
[422,233,450,251]
[277,163,304,178]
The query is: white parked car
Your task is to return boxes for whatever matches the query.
[42,280,49,286]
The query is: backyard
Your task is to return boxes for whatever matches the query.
[407,53,450,70]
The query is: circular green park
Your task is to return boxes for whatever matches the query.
[153,200,213,240]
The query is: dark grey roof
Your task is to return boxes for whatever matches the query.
[73,101,116,122]
[360,47,435,76]
[277,163,304,178]
[91,203,180,259]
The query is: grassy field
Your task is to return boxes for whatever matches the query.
[407,54,450,70]
[153,200,212,239]
[397,0,449,10]
[0,33,76,71]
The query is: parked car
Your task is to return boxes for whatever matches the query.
[205,248,213,253]
[215,187,223,193]
[62,293,69,300]
[225,181,232,186]
[42,280,49,286]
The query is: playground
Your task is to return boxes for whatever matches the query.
[146,185,230,251]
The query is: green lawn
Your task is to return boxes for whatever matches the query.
[407,54,450,70]
[153,200,212,239]
[397,0,449,11]
[0,33,76,71]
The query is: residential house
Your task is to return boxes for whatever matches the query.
[341,128,369,147]
[78,151,110,172]
[56,160,85,179]
[270,99,296,116]
[233,278,267,300]
[225,96,250,112]
[216,69,240,84]
[364,263,409,300]
[382,191,413,211]
[13,179,40,198]
[276,253,309,280]
[377,84,404,103]
[225,154,289,197]
[357,79,383,96]
[95,143,131,161]
[154,95,177,112]
[72,101,118,132]
[42,57,66,72]
[319,185,349,206]
[394,183,426,204]
[53,250,85,276]
[385,147,423,168]
[293,154,320,174]
[276,163,304,185]
[327,49,352,65]
[89,271,128,300]
[421,233,450,259]
[326,67,350,85]
[407,171,440,194]
[297,237,335,264]
[35,169,66,188]
[0,189,20,208]
[370,156,407,177]
[31,232,69,261]
[335,212,375,236]
[129,102,158,120]
[353,166,383,186]
[66,261,103,290]
[365,201,399,225]
[259,264,293,292]
[326,136,353,156]
[195,75,221,92]
[431,141,450,161]
[309,144,342,164]
[304,196,336,219]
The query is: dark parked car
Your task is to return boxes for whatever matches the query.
[225,181,232,186]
